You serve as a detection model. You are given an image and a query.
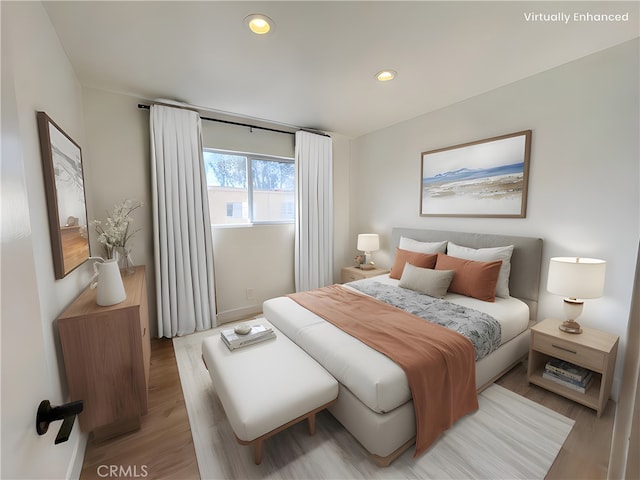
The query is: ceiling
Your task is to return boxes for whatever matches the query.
[44,1,638,138]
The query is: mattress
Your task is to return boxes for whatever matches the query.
[262,275,529,414]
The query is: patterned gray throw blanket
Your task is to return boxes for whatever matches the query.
[349,281,501,360]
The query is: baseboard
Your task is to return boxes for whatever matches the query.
[216,305,262,324]
[66,428,88,479]
[612,376,621,402]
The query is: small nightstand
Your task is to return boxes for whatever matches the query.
[527,318,619,417]
[341,266,389,283]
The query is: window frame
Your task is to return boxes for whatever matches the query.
[204,148,295,227]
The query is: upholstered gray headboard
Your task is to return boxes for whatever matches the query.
[391,228,543,322]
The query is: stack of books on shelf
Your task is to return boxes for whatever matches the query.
[542,358,593,393]
[220,324,276,351]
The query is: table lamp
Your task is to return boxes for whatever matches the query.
[547,257,606,333]
[357,234,379,270]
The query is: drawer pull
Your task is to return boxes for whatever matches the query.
[552,344,577,355]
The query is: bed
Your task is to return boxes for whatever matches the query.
[262,228,542,465]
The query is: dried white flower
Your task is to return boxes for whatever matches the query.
[92,199,143,259]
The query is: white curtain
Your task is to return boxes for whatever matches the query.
[295,131,333,291]
[150,105,216,337]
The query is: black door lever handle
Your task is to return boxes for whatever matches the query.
[36,400,83,444]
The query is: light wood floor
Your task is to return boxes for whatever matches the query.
[81,339,615,480]
[496,363,616,480]
[80,339,199,480]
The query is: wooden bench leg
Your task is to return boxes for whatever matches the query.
[236,399,336,465]
[253,439,263,465]
[307,412,316,435]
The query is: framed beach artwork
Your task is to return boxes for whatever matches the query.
[420,130,532,218]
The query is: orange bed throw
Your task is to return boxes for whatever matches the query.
[288,284,478,456]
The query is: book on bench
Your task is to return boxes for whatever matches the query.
[221,324,276,350]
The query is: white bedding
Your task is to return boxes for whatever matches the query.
[262,274,529,415]
[358,274,530,344]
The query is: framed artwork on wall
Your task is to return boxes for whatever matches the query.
[420,130,532,218]
[37,111,90,278]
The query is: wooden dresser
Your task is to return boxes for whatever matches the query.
[58,266,150,439]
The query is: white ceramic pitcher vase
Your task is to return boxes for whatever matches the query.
[91,258,126,306]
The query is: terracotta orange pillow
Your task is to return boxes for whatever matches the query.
[434,253,502,302]
[390,248,437,279]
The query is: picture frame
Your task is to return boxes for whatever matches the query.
[420,130,532,218]
[37,111,90,278]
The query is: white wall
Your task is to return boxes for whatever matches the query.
[331,133,352,282]
[349,39,639,399]
[1,2,92,478]
[81,88,155,331]
[201,119,295,158]
[212,224,295,322]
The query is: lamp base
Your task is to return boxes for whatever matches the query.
[558,320,583,334]
[559,298,584,334]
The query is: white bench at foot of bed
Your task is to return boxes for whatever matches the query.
[201,320,339,465]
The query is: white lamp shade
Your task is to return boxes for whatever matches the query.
[357,234,379,252]
[547,257,606,299]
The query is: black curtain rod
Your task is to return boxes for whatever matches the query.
[138,103,328,137]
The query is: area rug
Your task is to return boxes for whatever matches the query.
[174,326,574,480]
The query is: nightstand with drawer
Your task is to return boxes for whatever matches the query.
[341,266,389,283]
[527,318,618,416]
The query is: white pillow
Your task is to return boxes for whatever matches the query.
[399,263,455,298]
[398,236,447,254]
[446,242,514,298]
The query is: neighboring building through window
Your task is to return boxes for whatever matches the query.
[203,149,295,225]
[226,202,245,218]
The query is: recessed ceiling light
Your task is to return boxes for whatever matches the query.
[244,14,274,35]
[375,70,397,82]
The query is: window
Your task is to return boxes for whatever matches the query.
[203,149,295,225]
